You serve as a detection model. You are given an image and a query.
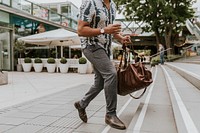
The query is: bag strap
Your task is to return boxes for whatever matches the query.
[119,44,129,70]
[129,87,147,99]
[119,44,126,70]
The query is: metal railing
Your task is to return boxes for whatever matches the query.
[0,0,77,29]
[186,19,200,40]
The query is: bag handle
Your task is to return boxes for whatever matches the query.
[119,44,126,70]
[119,44,130,70]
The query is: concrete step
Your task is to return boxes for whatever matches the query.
[161,65,200,133]
[125,65,177,133]
[100,65,154,133]
[175,55,200,64]
[165,62,200,90]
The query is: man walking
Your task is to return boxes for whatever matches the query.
[159,43,165,64]
[74,0,131,130]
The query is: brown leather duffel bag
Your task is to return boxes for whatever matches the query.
[117,46,153,99]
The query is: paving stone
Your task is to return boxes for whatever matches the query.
[67,110,95,118]
[25,116,60,126]
[13,101,39,110]
[86,105,104,112]
[75,123,105,133]
[22,106,53,113]
[40,100,68,105]
[33,103,60,108]
[88,116,105,125]
[4,111,41,119]
[56,104,75,110]
[0,117,29,125]
[4,124,45,133]
[50,117,82,129]
[43,109,72,117]
[37,127,74,133]
[0,125,15,132]
[93,111,105,118]
[0,110,19,117]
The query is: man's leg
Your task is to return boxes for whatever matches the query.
[81,48,117,114]
[75,48,125,129]
[80,67,104,108]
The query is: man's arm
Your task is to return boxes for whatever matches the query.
[77,20,122,37]
[77,20,101,37]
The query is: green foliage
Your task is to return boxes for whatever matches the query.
[47,57,55,64]
[114,0,195,52]
[34,58,42,63]
[150,56,160,64]
[166,54,182,62]
[60,57,67,64]
[14,40,26,58]
[79,57,87,64]
[24,57,32,63]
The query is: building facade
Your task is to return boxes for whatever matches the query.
[0,0,78,71]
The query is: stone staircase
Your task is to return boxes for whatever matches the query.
[0,56,200,133]
[101,56,200,133]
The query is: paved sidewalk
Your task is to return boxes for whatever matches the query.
[0,72,131,133]
[0,72,94,110]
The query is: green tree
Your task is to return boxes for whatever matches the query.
[14,40,26,64]
[114,0,195,54]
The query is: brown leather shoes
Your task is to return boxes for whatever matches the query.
[74,101,87,123]
[105,114,126,130]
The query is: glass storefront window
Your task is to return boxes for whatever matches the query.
[10,15,35,36]
[12,0,21,10]
[71,5,78,21]
[33,4,49,20]
[0,11,10,23]
[61,5,70,17]
[2,0,10,6]
[21,0,32,14]
[50,5,57,13]
[50,11,61,24]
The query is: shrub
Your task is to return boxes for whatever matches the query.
[47,57,55,64]
[166,54,182,62]
[24,57,32,63]
[79,57,87,64]
[34,58,42,63]
[60,57,67,64]
[150,56,160,66]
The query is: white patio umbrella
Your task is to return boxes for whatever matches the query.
[18,28,80,46]
[18,28,81,57]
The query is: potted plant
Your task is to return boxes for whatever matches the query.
[14,40,26,71]
[59,57,69,73]
[46,57,56,73]
[33,58,43,72]
[22,57,32,72]
[78,57,87,74]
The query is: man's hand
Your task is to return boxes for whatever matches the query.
[104,24,121,34]
[120,35,131,45]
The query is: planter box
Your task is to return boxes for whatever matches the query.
[78,64,87,74]
[59,64,69,73]
[33,63,43,73]
[47,64,56,73]
[22,63,32,72]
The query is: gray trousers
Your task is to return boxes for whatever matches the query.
[80,46,117,115]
